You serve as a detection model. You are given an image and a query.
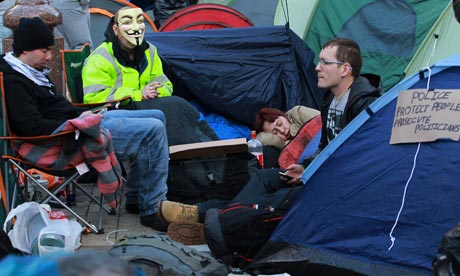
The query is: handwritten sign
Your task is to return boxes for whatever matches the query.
[390,89,460,144]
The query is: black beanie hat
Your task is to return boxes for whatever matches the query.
[13,17,54,53]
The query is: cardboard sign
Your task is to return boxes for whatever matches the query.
[390,89,460,144]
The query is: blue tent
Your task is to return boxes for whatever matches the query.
[254,54,460,275]
[144,25,321,126]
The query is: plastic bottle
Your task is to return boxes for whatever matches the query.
[248,130,264,168]
[27,176,36,201]
[66,182,76,206]
[38,233,65,255]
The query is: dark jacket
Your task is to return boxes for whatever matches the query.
[0,56,88,137]
[301,74,382,168]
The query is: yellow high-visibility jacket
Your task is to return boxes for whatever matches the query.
[82,42,173,103]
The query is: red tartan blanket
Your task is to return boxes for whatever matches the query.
[13,113,122,207]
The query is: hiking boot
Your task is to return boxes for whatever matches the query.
[125,203,139,214]
[167,221,206,245]
[140,213,168,232]
[158,201,199,224]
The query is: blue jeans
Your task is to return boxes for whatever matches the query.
[101,109,168,216]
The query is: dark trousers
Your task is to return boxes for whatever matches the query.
[197,168,300,222]
[122,96,218,146]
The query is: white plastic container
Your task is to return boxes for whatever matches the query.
[248,130,264,168]
[38,233,66,255]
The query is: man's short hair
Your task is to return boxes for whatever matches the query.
[322,38,362,78]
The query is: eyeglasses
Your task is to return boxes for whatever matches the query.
[318,59,345,66]
[317,59,353,70]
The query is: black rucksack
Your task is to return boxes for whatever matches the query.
[167,152,259,204]
[109,234,229,276]
[204,203,286,268]
[203,186,302,268]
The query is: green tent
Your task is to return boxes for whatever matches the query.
[404,3,460,78]
[301,0,458,91]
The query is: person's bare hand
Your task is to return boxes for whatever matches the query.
[80,110,104,118]
[81,110,93,116]
[284,164,305,185]
[141,82,163,100]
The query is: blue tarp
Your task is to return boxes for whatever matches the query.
[145,25,321,126]
[255,55,460,275]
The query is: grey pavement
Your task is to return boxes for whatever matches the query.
[71,183,209,253]
[71,183,153,252]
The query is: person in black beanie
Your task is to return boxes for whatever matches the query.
[0,16,170,232]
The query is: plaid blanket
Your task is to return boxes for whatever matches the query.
[13,113,122,207]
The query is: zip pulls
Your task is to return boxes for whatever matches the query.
[219,204,275,214]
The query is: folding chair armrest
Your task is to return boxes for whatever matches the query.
[72,102,112,113]
[105,95,133,109]
[0,129,77,141]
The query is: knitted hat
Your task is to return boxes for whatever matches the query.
[13,17,54,53]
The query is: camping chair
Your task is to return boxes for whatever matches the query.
[0,72,115,234]
[61,43,92,104]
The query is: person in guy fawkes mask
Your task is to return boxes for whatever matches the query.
[82,7,218,146]
[82,7,173,104]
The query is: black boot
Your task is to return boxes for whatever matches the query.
[125,203,139,214]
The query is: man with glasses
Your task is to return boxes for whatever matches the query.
[156,38,381,248]
[284,37,382,180]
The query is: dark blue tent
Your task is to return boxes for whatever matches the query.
[145,25,321,125]
[254,55,460,275]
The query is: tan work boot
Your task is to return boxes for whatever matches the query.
[167,221,206,245]
[158,200,199,224]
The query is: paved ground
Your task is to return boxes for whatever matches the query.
[72,183,209,253]
[70,183,161,252]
